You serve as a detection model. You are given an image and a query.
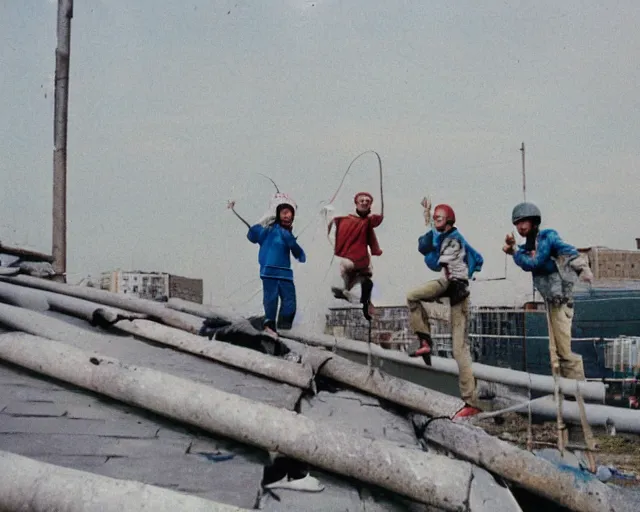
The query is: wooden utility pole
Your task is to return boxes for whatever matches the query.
[520,142,535,301]
[520,142,526,202]
[52,0,73,283]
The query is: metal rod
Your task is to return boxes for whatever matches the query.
[520,142,526,202]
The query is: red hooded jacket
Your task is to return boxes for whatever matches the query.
[331,213,383,269]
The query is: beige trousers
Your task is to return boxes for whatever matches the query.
[406,278,477,406]
[339,259,372,291]
[545,303,585,380]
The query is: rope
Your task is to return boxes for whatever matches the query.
[257,173,280,193]
[326,150,383,211]
[229,205,251,229]
[470,396,539,422]
[366,317,372,370]
[324,150,384,249]
[415,415,451,439]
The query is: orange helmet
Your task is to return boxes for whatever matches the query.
[434,204,456,225]
[354,192,373,204]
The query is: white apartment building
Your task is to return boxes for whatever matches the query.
[99,270,203,303]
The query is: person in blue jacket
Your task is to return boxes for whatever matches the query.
[228,193,306,337]
[503,202,593,381]
[406,197,484,419]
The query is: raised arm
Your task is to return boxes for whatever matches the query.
[512,231,558,271]
[421,196,432,227]
[227,200,251,229]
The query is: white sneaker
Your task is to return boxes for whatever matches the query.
[264,474,325,492]
[263,326,279,339]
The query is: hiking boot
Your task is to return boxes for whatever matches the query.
[453,404,482,420]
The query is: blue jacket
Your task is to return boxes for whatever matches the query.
[513,229,578,276]
[513,229,579,304]
[247,223,306,281]
[418,228,483,279]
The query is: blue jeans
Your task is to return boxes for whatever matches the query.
[262,278,297,330]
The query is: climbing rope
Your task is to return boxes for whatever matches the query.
[325,150,384,212]
[323,150,384,249]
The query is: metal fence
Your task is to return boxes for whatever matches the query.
[604,336,640,376]
[326,305,640,378]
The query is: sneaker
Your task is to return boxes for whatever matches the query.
[409,335,432,366]
[263,326,279,339]
[409,343,431,357]
[453,404,482,420]
[264,474,325,492]
[331,287,349,300]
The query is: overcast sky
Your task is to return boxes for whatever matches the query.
[2,1,639,329]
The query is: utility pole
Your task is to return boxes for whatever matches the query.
[52,0,73,283]
[520,141,536,302]
[520,142,526,202]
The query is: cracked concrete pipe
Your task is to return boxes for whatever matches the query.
[287,338,464,417]
[0,274,203,333]
[411,414,639,512]
[0,332,476,511]
[0,450,248,512]
[286,340,638,512]
[114,319,314,389]
[510,395,640,435]
[0,280,145,325]
[280,327,606,402]
[167,297,245,324]
[0,303,312,390]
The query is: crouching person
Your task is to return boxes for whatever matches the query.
[406,198,484,418]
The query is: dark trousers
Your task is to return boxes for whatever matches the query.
[262,278,297,330]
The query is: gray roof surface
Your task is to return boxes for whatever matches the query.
[0,279,524,511]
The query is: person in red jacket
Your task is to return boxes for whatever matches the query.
[325,192,383,320]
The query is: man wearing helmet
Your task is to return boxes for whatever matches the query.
[228,193,306,338]
[406,198,484,419]
[326,192,383,321]
[503,202,593,381]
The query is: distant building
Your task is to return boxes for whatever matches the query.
[325,304,450,352]
[579,246,640,281]
[99,270,203,304]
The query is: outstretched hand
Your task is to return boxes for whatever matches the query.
[421,196,432,226]
[502,233,516,255]
[505,232,515,246]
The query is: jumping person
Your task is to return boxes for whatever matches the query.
[228,193,306,338]
[325,192,383,321]
[406,197,484,419]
